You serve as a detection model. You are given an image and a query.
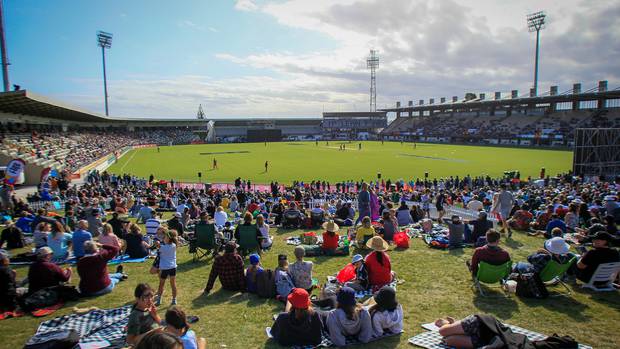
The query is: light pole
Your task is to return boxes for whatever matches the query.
[97,31,112,116]
[527,11,546,97]
[0,0,10,92]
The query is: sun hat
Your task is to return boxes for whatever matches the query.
[352,254,363,264]
[249,254,260,265]
[322,220,340,233]
[373,286,398,311]
[366,236,389,251]
[544,237,570,255]
[336,286,357,306]
[287,288,310,309]
[36,246,53,258]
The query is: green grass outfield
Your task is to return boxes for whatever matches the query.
[3,213,619,348]
[107,141,573,184]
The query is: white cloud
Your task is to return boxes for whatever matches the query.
[69,0,620,117]
[208,27,219,33]
[235,0,258,12]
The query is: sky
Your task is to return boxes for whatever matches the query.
[5,0,620,119]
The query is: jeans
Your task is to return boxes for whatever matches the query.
[513,262,535,274]
[89,273,124,296]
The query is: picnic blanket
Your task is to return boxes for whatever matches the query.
[26,305,132,348]
[409,323,592,349]
[266,326,402,348]
[10,254,149,266]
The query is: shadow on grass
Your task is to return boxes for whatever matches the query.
[191,288,282,312]
[177,257,212,273]
[473,293,519,317]
[504,237,524,249]
[570,285,620,310]
[525,295,591,321]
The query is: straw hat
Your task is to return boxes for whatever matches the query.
[322,220,340,233]
[366,236,389,251]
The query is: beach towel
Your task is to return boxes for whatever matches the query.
[409,323,592,349]
[11,254,151,266]
[26,305,132,348]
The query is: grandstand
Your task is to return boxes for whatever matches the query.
[380,80,620,147]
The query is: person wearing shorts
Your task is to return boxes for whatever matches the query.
[435,315,484,348]
[155,230,178,306]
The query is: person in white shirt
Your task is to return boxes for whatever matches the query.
[256,215,272,249]
[145,217,162,237]
[214,206,228,227]
[466,196,484,212]
[176,200,188,214]
[367,286,403,337]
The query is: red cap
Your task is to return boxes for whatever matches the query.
[287,288,310,309]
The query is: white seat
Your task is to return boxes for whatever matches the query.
[582,262,620,291]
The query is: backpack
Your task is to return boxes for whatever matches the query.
[256,269,277,298]
[511,272,549,299]
[20,288,60,312]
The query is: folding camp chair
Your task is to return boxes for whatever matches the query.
[538,257,577,297]
[189,223,219,262]
[473,261,512,297]
[282,212,301,228]
[237,225,260,257]
[310,212,325,227]
[581,262,620,291]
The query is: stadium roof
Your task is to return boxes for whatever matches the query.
[380,89,620,113]
[0,90,205,124]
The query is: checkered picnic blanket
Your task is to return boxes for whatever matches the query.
[408,324,592,349]
[26,305,132,347]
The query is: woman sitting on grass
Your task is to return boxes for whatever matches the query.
[326,287,373,347]
[125,223,151,259]
[99,223,122,250]
[245,254,264,294]
[270,288,323,347]
[356,216,376,247]
[256,215,272,250]
[364,237,393,292]
[321,221,344,255]
[367,286,403,337]
[275,254,295,302]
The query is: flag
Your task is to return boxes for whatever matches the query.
[4,159,26,185]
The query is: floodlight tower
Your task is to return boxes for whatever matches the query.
[97,31,113,116]
[366,50,380,112]
[527,11,546,96]
[0,0,10,92]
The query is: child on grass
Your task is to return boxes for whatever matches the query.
[155,229,178,306]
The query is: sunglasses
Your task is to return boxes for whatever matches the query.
[140,293,155,300]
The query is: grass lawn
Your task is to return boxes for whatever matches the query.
[107,142,573,184]
[3,211,619,348]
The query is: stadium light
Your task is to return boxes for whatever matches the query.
[97,31,113,116]
[527,11,546,97]
[366,50,380,112]
[0,0,10,92]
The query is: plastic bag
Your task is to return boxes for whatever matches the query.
[336,263,356,283]
[394,231,410,248]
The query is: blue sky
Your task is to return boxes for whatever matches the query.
[5,0,620,118]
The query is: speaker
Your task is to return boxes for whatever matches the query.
[198,172,202,178]
[424,172,429,178]
[377,172,381,179]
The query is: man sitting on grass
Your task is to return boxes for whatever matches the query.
[467,229,510,276]
[203,242,245,295]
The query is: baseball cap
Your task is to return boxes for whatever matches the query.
[336,286,357,306]
[287,288,310,309]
